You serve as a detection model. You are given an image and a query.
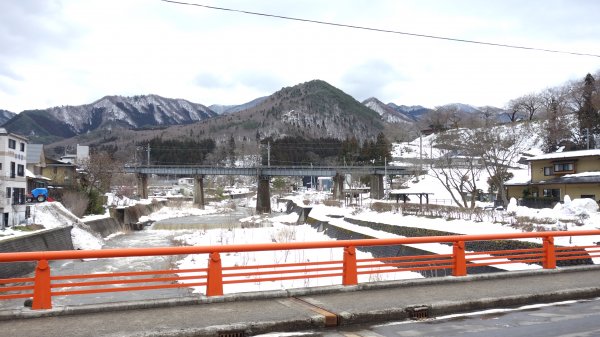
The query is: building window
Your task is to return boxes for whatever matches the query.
[12,188,25,205]
[543,167,552,176]
[6,188,10,199]
[20,142,25,152]
[543,188,561,199]
[553,162,574,173]
[8,139,16,149]
[17,164,24,177]
[581,194,596,200]
[10,162,15,178]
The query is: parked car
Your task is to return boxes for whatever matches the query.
[26,188,49,203]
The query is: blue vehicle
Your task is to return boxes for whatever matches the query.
[27,188,49,203]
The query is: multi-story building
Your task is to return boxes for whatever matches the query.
[0,128,29,229]
[506,149,600,204]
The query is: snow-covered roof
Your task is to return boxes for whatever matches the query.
[528,149,600,161]
[504,168,531,185]
[25,168,51,181]
[537,175,600,185]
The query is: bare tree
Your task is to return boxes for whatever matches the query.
[471,125,531,205]
[504,100,522,122]
[80,151,121,194]
[430,131,485,209]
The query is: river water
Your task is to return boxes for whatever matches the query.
[0,207,255,310]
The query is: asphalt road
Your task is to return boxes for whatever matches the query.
[290,298,600,337]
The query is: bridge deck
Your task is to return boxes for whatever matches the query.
[124,165,411,176]
[2,266,599,337]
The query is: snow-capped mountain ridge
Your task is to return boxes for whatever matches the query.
[2,94,218,142]
[362,97,415,124]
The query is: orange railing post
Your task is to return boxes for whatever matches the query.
[32,260,52,309]
[342,246,358,285]
[543,236,556,269]
[206,252,223,296]
[453,241,467,276]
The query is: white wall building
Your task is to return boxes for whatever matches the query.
[0,128,29,229]
[60,144,90,165]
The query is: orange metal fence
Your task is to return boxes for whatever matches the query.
[1,230,599,310]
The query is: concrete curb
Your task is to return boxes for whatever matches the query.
[58,286,600,337]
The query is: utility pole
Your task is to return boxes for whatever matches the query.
[384,156,387,191]
[147,143,150,165]
[418,132,423,182]
[267,142,271,167]
[587,128,590,150]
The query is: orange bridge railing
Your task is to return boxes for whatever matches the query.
[1,230,599,310]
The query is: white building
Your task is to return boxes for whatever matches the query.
[60,144,90,165]
[0,128,29,229]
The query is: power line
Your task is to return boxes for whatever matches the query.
[160,0,600,58]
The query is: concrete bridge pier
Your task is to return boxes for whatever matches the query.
[333,173,345,200]
[370,174,384,200]
[193,175,205,209]
[256,175,271,213]
[137,173,148,199]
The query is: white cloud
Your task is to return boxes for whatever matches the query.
[0,0,599,112]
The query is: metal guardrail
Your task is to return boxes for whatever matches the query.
[0,230,599,310]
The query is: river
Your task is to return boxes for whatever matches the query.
[0,207,256,310]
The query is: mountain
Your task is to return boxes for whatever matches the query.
[209,96,268,115]
[2,94,217,143]
[0,109,16,125]
[42,80,388,162]
[162,80,385,146]
[386,103,432,120]
[362,97,415,124]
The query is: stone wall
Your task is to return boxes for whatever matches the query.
[0,226,74,278]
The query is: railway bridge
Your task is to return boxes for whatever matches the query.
[123,165,410,212]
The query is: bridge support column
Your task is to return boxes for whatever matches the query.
[256,175,271,214]
[333,173,345,200]
[137,174,148,200]
[193,175,205,209]
[370,174,384,200]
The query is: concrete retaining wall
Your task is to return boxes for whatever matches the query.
[84,217,124,238]
[0,226,74,278]
[342,217,593,267]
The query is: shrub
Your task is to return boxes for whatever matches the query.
[323,199,342,207]
[86,189,105,215]
[370,202,393,213]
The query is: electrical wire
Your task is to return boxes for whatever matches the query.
[160,0,600,58]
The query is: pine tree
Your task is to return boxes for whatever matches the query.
[374,132,391,165]
[577,73,599,149]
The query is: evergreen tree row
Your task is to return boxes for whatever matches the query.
[261,132,391,166]
[141,137,216,165]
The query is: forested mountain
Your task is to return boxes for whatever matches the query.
[0,109,15,125]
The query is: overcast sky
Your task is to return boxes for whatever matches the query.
[1,0,600,113]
